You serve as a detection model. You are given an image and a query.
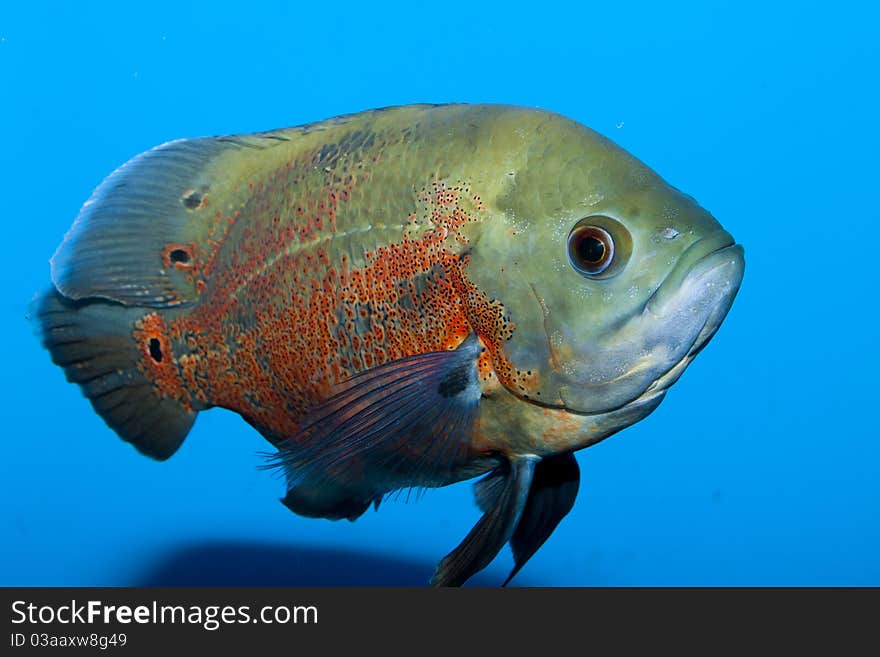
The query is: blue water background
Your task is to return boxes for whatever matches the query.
[1,1,877,586]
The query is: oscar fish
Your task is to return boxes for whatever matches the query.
[35,104,745,586]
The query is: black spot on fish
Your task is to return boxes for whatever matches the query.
[181,190,202,209]
[149,338,163,363]
[169,249,190,264]
[437,364,471,398]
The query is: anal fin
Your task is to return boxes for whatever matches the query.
[35,288,197,460]
[281,486,380,522]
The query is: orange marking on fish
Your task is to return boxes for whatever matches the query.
[133,313,191,410]
[134,140,513,444]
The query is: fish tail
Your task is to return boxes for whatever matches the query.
[31,134,283,457]
[33,288,197,460]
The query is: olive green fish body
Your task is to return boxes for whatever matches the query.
[37,104,744,585]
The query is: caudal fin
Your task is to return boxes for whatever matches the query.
[35,289,197,460]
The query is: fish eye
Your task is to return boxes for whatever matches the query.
[568,225,614,275]
[567,216,632,279]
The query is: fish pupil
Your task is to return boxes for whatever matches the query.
[567,220,621,277]
[578,235,605,264]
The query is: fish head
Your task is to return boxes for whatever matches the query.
[462,111,744,428]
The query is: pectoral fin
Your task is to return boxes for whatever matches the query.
[270,334,484,515]
[504,452,580,585]
[430,455,538,587]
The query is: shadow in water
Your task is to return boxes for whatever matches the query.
[138,540,531,587]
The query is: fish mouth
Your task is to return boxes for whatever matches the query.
[556,235,745,416]
[640,241,745,395]
[645,232,742,316]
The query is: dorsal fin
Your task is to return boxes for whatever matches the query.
[50,133,289,308]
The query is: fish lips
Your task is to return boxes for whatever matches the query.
[662,241,745,360]
[558,237,745,416]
